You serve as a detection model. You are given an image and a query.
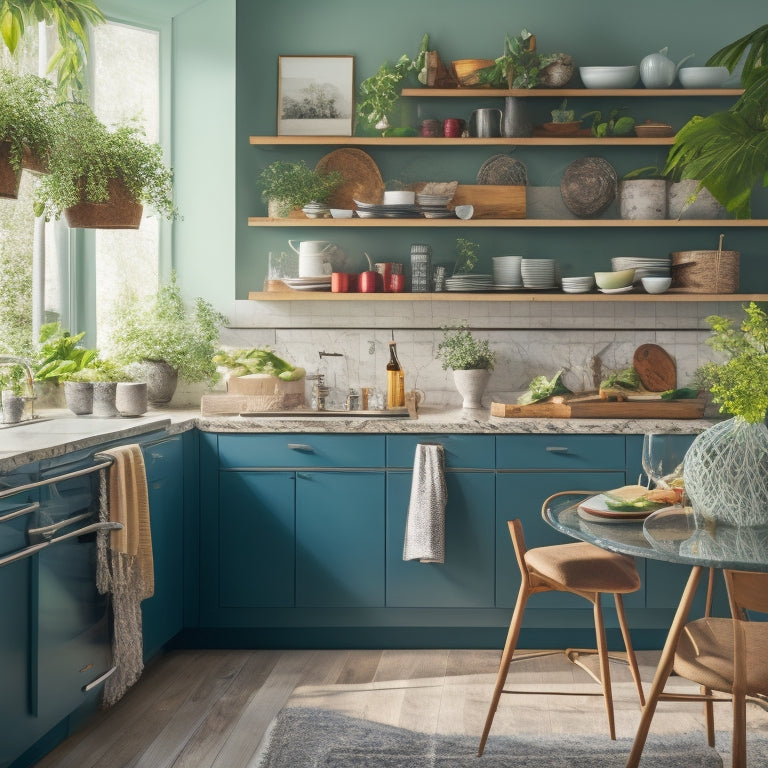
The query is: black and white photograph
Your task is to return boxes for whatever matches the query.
[277,55,354,136]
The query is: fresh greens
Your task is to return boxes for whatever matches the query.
[603,492,664,512]
[600,366,641,391]
[33,322,97,382]
[435,323,495,371]
[517,370,572,405]
[213,348,306,381]
[582,108,635,137]
[661,387,700,400]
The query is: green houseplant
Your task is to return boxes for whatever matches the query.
[436,322,496,409]
[108,272,228,404]
[33,101,178,228]
[475,30,557,89]
[258,160,343,217]
[663,26,768,219]
[0,68,58,198]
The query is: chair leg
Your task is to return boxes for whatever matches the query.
[593,596,617,740]
[732,692,747,768]
[702,685,715,747]
[614,593,646,707]
[478,585,530,756]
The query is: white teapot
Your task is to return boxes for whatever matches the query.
[640,47,694,88]
[288,240,335,277]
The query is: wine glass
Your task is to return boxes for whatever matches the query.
[641,433,689,490]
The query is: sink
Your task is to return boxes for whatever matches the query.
[239,408,412,419]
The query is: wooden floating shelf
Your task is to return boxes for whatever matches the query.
[248,291,767,303]
[249,135,675,147]
[248,217,768,228]
[400,87,743,98]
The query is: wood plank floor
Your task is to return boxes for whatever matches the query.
[32,648,764,768]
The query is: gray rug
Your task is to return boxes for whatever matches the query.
[254,707,738,767]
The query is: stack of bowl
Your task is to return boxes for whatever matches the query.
[492,256,522,289]
[561,276,595,294]
[611,256,671,283]
[521,258,557,289]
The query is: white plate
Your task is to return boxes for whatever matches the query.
[598,285,634,294]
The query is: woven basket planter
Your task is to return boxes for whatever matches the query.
[560,157,617,218]
[63,177,143,229]
[0,141,21,200]
[670,249,739,293]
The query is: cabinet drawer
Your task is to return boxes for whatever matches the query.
[386,434,494,469]
[142,435,183,483]
[218,434,385,468]
[496,435,625,471]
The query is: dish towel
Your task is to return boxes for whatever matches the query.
[96,444,154,708]
[403,443,448,563]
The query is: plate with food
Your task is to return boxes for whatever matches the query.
[578,485,681,521]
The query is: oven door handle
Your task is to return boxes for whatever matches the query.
[27,512,93,544]
[0,521,123,569]
[0,501,40,524]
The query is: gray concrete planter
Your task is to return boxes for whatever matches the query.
[92,382,119,417]
[141,360,179,405]
[64,381,93,415]
[116,382,148,417]
[618,179,667,220]
[1,390,25,423]
[667,180,726,220]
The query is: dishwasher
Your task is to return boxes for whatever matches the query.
[0,453,122,762]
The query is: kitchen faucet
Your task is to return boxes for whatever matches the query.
[0,355,36,420]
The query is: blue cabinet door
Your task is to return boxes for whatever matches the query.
[218,471,296,608]
[386,470,495,607]
[295,471,385,607]
[141,436,184,659]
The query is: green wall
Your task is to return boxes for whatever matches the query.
[235,0,768,300]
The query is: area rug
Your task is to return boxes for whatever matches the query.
[253,707,730,767]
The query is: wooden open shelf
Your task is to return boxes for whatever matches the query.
[249,135,676,147]
[248,291,767,303]
[400,87,743,98]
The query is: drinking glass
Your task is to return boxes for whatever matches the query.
[641,433,689,489]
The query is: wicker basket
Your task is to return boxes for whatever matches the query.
[670,250,740,294]
[452,59,495,87]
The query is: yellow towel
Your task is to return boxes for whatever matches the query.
[103,444,154,599]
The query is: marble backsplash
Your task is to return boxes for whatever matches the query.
[195,298,746,412]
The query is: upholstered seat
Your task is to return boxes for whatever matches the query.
[478,492,646,757]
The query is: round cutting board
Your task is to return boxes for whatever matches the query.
[633,344,677,392]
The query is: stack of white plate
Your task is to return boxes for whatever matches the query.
[561,276,595,294]
[282,276,332,291]
[445,273,494,292]
[492,256,523,289]
[521,258,557,289]
[611,256,671,283]
[302,202,330,218]
[417,192,455,218]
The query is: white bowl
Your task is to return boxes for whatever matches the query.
[594,269,635,290]
[641,276,672,294]
[330,209,354,218]
[383,190,415,206]
[678,66,729,89]
[579,65,640,89]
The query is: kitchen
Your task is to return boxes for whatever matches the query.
[2,0,768,766]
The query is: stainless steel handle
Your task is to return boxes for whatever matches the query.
[27,512,92,543]
[0,458,113,501]
[287,443,314,452]
[545,446,569,453]
[82,665,117,693]
[0,521,123,568]
[0,501,39,524]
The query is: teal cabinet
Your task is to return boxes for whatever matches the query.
[296,471,385,607]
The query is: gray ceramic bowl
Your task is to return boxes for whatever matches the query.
[579,66,640,89]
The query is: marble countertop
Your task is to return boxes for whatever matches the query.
[0,406,718,474]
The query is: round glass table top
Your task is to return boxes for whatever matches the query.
[544,492,768,573]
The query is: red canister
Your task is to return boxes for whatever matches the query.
[358,270,378,293]
[331,272,350,292]
[443,118,465,138]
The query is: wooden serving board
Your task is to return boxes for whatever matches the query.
[633,343,677,391]
[490,391,706,419]
[450,185,526,218]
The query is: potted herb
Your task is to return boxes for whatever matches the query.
[355,33,429,134]
[436,322,496,409]
[683,302,768,527]
[0,363,27,424]
[65,359,129,417]
[453,237,479,275]
[581,107,635,137]
[33,101,178,228]
[0,69,58,198]
[663,26,768,219]
[108,271,228,405]
[258,160,343,218]
[475,30,556,89]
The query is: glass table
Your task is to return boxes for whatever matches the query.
[544,492,768,768]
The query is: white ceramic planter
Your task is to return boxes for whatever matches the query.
[452,369,491,409]
[116,382,148,417]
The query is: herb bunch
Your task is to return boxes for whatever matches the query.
[436,322,496,371]
[258,160,342,217]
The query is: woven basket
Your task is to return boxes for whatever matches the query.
[670,250,740,294]
[452,59,495,87]
[560,157,617,218]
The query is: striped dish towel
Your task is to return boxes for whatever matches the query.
[403,443,448,563]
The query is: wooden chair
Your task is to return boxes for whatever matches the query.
[645,568,768,767]
[479,492,646,756]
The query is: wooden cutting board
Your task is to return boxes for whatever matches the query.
[633,344,677,392]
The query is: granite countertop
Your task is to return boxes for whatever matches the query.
[0,406,718,474]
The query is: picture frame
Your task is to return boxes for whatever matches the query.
[277,55,354,136]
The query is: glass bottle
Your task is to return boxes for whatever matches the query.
[386,341,405,408]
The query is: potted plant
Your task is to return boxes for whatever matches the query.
[683,302,768,527]
[663,26,768,219]
[436,322,496,409]
[258,160,343,218]
[475,30,557,89]
[355,33,429,134]
[0,69,58,198]
[0,363,27,423]
[453,237,480,275]
[33,101,178,228]
[0,0,105,98]
[108,271,228,405]
[64,359,128,417]
[617,166,668,220]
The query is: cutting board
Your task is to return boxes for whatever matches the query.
[490,391,706,419]
[450,185,526,219]
[633,344,677,391]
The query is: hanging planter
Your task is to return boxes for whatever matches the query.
[63,178,143,229]
[0,140,21,199]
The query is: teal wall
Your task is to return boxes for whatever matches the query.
[236,0,768,301]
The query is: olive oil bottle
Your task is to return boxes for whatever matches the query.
[386,341,405,408]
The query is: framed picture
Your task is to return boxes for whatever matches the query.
[277,55,354,136]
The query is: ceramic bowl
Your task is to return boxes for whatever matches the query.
[330,209,354,218]
[383,190,415,206]
[594,269,635,290]
[678,66,729,89]
[641,276,672,294]
[579,66,640,89]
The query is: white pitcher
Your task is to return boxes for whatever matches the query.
[640,47,694,88]
[288,240,334,277]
